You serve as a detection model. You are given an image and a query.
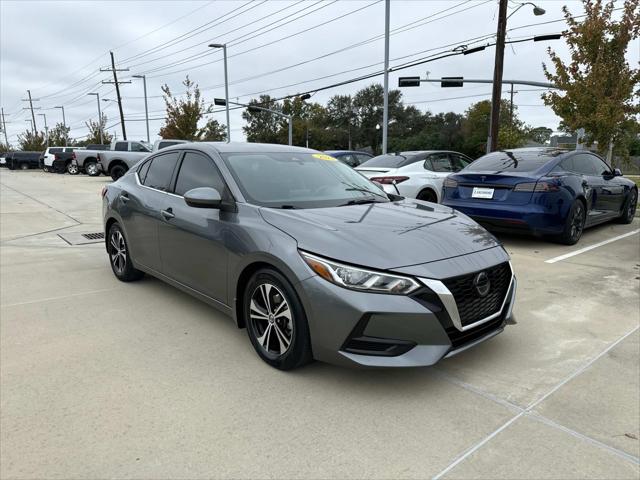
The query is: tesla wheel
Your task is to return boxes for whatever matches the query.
[244,269,312,370]
[557,199,586,245]
[110,164,127,181]
[617,189,637,224]
[417,189,437,203]
[66,162,79,175]
[85,161,100,177]
[107,223,144,282]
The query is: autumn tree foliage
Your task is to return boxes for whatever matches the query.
[542,0,640,160]
[159,76,226,141]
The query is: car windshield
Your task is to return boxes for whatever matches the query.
[465,150,561,173]
[221,152,389,209]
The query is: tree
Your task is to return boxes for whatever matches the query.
[542,0,640,161]
[0,142,10,154]
[242,95,284,144]
[352,84,403,154]
[75,114,113,146]
[461,100,529,157]
[17,130,46,151]
[528,126,553,144]
[47,122,71,146]
[159,76,226,141]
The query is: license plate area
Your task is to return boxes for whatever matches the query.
[471,187,495,199]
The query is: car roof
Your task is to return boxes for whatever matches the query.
[174,142,319,155]
[324,150,372,155]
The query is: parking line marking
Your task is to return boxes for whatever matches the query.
[1,288,120,309]
[545,229,640,264]
[432,325,640,479]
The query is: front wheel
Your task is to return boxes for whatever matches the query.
[244,269,312,370]
[556,200,586,245]
[617,189,637,224]
[107,223,144,282]
[66,162,79,175]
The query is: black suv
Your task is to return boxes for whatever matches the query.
[6,152,42,170]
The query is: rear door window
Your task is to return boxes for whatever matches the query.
[174,152,227,197]
[142,152,180,191]
[428,153,454,172]
[49,148,63,154]
[114,142,128,151]
[131,142,150,152]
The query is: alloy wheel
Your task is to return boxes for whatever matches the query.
[570,203,585,241]
[86,163,98,176]
[249,283,294,357]
[109,230,127,275]
[67,163,78,175]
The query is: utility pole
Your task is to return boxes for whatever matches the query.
[22,90,38,132]
[381,0,390,154]
[101,51,130,140]
[487,0,508,153]
[1,108,9,146]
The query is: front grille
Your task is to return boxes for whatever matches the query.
[442,262,511,327]
[446,315,504,350]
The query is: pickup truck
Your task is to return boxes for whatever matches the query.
[74,140,151,178]
[77,139,188,180]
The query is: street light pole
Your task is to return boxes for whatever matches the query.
[208,43,231,142]
[88,92,103,144]
[132,75,150,143]
[55,106,67,145]
[381,0,390,154]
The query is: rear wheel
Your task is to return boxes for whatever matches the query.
[66,162,79,175]
[557,200,586,245]
[617,188,637,224]
[19,162,29,170]
[85,161,100,176]
[107,223,144,282]
[417,189,437,203]
[43,166,50,173]
[110,164,127,181]
[244,269,312,370]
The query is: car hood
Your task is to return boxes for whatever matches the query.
[260,199,501,270]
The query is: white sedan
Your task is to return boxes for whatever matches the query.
[356,150,473,203]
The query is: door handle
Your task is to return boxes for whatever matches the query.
[161,208,175,220]
[119,192,130,203]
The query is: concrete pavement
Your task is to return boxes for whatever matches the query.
[1,169,638,479]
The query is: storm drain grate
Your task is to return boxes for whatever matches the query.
[58,232,106,245]
[82,232,104,240]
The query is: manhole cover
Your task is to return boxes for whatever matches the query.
[58,232,105,245]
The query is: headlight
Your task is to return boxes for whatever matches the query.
[300,251,420,295]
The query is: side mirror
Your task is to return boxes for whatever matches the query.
[184,187,222,208]
[613,168,623,177]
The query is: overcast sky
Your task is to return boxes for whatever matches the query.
[1,0,637,145]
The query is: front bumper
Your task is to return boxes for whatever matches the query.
[297,255,516,368]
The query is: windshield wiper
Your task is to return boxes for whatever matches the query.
[339,197,380,207]
[344,186,388,199]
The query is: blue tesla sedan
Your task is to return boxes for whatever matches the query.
[442,148,638,244]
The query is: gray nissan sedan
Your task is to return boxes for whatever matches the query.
[103,142,516,370]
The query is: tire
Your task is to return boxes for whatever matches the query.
[243,268,313,370]
[107,223,144,282]
[417,189,437,203]
[110,164,127,181]
[19,162,29,170]
[85,161,100,177]
[616,188,637,224]
[66,162,79,175]
[557,199,586,245]
[43,166,50,173]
